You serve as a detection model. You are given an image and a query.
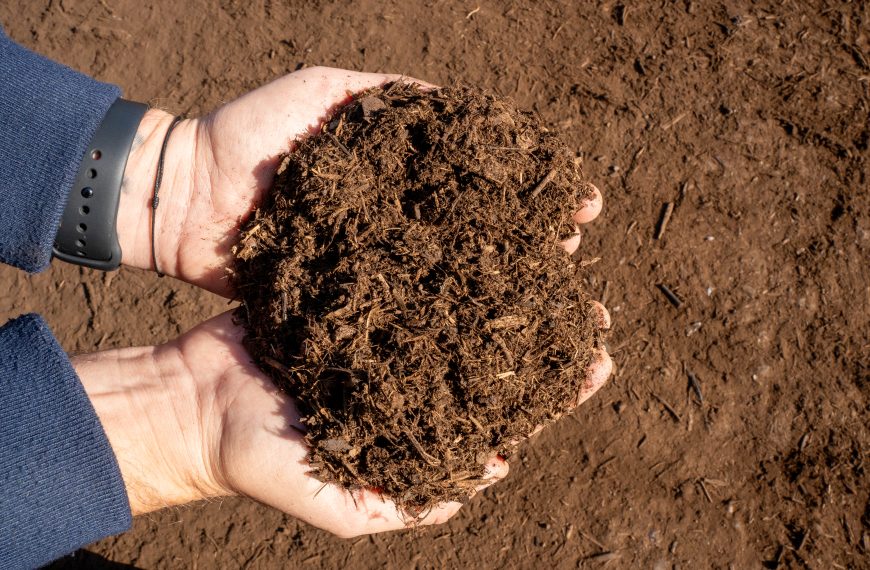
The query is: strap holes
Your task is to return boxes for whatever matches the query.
[91,150,102,160]
[86,169,97,179]
[81,187,94,198]
[79,205,90,215]
[75,239,86,248]
[77,223,87,233]
[75,251,86,257]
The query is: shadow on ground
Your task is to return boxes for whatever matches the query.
[43,550,141,570]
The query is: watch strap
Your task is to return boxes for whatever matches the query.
[53,98,147,271]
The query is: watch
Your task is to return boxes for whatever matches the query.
[52,98,147,271]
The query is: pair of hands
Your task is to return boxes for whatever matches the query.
[73,67,613,537]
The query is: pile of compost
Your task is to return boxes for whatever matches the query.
[232,83,603,510]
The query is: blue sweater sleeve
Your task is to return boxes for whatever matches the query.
[0,28,120,273]
[0,315,131,569]
[0,29,133,568]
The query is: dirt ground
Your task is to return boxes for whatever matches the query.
[1,1,867,568]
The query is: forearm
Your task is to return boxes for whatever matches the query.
[73,343,220,515]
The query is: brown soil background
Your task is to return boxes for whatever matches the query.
[1,1,867,568]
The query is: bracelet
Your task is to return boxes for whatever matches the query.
[53,99,148,270]
[150,115,183,277]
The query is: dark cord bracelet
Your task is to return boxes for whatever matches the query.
[151,116,183,277]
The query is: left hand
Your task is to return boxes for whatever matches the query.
[117,67,424,296]
[116,66,605,297]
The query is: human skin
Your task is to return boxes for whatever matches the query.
[73,67,613,536]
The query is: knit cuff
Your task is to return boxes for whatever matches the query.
[0,314,131,569]
[0,29,121,273]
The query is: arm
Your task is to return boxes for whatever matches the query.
[0,28,132,567]
[0,31,470,562]
[0,315,130,569]
[0,28,119,272]
[0,35,494,561]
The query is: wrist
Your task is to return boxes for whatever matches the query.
[73,343,225,515]
[116,108,198,278]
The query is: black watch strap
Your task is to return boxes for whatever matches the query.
[53,98,148,271]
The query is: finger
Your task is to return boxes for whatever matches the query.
[572,184,603,224]
[285,67,434,112]
[559,229,582,254]
[395,77,440,90]
[589,300,611,330]
[325,452,509,535]
[416,454,508,525]
[477,454,509,491]
[575,348,612,407]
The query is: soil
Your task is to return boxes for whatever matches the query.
[232,83,600,510]
[0,1,866,569]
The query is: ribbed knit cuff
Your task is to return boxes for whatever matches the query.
[0,314,131,569]
[0,28,121,273]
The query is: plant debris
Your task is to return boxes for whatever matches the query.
[232,83,604,511]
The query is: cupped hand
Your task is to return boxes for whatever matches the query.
[94,67,613,533]
[77,296,608,535]
[117,67,425,296]
[167,311,508,535]
[116,66,608,300]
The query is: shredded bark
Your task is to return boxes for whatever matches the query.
[232,83,603,511]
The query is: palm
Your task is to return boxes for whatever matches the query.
[174,68,409,296]
[174,312,477,535]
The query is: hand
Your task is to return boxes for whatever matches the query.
[74,312,506,535]
[115,66,608,300]
[116,67,429,296]
[75,301,609,535]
